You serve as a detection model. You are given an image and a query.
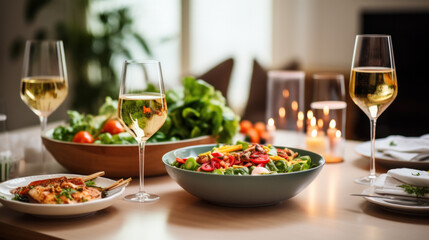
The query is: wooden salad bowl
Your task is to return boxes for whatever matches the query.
[42,128,216,178]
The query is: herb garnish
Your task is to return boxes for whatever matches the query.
[398,184,429,197]
[85,180,96,187]
[55,188,77,203]
[412,172,421,176]
[389,141,397,146]
[12,194,29,202]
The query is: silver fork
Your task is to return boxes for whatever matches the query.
[351,193,429,206]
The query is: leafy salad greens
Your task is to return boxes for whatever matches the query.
[52,77,240,144]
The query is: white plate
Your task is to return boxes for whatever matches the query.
[362,188,429,215]
[0,174,125,217]
[355,140,429,169]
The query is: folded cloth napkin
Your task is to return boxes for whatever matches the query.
[376,134,429,161]
[374,168,429,198]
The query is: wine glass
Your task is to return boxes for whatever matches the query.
[349,35,398,185]
[118,60,167,202]
[20,40,69,171]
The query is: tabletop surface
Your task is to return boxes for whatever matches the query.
[0,127,428,240]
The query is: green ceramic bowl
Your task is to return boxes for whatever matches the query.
[162,144,325,207]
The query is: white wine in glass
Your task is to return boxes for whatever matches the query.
[20,40,68,172]
[118,60,167,202]
[349,35,398,185]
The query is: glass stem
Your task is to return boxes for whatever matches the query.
[369,118,377,183]
[138,140,146,196]
[39,116,48,173]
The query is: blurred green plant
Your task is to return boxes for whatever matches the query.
[10,0,152,113]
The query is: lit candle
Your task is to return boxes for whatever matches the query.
[324,129,343,163]
[278,107,286,128]
[307,117,317,136]
[291,100,298,113]
[305,129,326,155]
[323,105,330,124]
[307,110,313,123]
[296,111,304,132]
[267,118,276,144]
[327,119,337,140]
[317,118,323,129]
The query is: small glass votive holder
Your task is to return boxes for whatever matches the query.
[266,70,305,147]
[307,73,346,163]
[0,113,13,181]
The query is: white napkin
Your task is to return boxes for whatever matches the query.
[376,134,429,161]
[374,168,429,198]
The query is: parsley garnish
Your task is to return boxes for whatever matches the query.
[398,184,429,197]
[85,180,96,187]
[412,172,421,176]
[55,188,77,203]
[389,141,397,146]
[12,194,29,202]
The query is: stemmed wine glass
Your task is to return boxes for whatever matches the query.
[20,40,69,171]
[118,60,167,202]
[349,35,398,185]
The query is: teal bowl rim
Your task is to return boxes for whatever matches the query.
[162,144,325,178]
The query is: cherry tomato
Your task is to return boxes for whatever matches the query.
[254,122,266,135]
[201,162,214,172]
[176,157,186,164]
[211,152,224,158]
[102,119,125,135]
[247,128,260,143]
[250,152,270,164]
[72,131,94,143]
[240,120,253,134]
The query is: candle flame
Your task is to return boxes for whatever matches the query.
[307,110,313,120]
[282,89,289,98]
[268,118,275,126]
[297,120,303,129]
[279,107,286,118]
[329,119,336,129]
[311,129,318,138]
[310,117,316,126]
[298,111,304,120]
[323,106,330,116]
[335,130,341,138]
[317,119,323,129]
[291,101,298,111]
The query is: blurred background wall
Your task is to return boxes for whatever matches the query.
[1,0,429,140]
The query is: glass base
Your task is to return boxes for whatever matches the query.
[124,192,160,203]
[354,175,377,185]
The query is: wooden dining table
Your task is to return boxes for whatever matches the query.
[0,125,428,240]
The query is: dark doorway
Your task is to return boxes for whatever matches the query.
[352,11,429,140]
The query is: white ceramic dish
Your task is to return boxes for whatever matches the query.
[0,174,125,217]
[355,140,429,170]
[362,188,429,215]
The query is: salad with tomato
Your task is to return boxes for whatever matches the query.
[52,77,240,145]
[172,142,313,175]
[53,97,136,144]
